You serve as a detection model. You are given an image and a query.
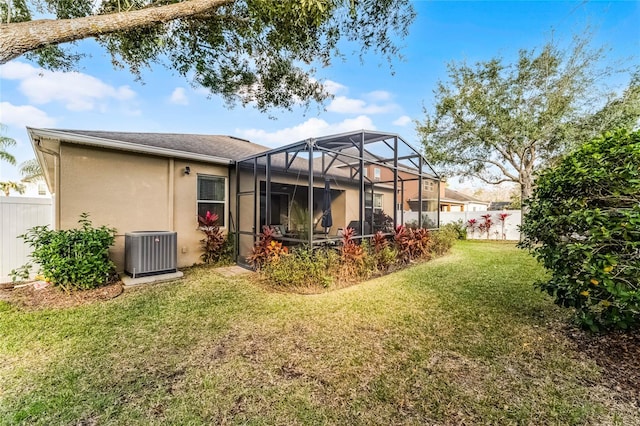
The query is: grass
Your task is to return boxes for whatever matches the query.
[0,241,637,425]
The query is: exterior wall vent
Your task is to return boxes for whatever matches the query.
[125,231,177,278]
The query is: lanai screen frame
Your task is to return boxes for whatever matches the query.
[235,130,440,263]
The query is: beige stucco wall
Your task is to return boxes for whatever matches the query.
[58,143,229,271]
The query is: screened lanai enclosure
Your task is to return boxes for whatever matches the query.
[235,130,440,266]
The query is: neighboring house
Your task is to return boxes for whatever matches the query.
[407,186,488,212]
[439,188,489,212]
[332,152,441,213]
[28,128,438,271]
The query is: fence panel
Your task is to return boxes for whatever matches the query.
[401,209,522,240]
[0,197,53,282]
[439,210,522,241]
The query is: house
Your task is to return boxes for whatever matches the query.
[28,128,439,271]
[438,188,489,212]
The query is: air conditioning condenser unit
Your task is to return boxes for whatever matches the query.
[125,231,177,278]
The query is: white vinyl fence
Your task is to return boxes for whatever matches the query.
[0,197,53,283]
[402,210,522,241]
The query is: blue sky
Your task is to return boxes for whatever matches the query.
[1,0,638,185]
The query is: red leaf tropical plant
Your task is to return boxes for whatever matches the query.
[466,218,478,238]
[198,211,226,264]
[371,230,395,273]
[247,226,289,270]
[394,225,415,264]
[497,212,511,240]
[412,227,432,260]
[478,214,493,239]
[339,227,366,279]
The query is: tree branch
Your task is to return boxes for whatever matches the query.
[468,157,520,182]
[472,174,516,186]
[0,0,235,64]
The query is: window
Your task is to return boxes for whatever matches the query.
[373,193,383,211]
[363,168,368,178]
[373,167,381,180]
[396,202,403,211]
[38,183,47,196]
[422,179,435,192]
[197,175,226,227]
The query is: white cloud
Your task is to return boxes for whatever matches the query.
[237,115,376,147]
[0,102,56,128]
[169,87,189,105]
[327,95,398,115]
[392,115,412,126]
[323,80,347,95]
[364,90,393,102]
[0,61,136,111]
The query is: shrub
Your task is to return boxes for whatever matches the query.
[247,226,288,270]
[412,227,432,260]
[198,211,231,265]
[520,129,640,331]
[406,214,437,229]
[20,213,117,291]
[393,225,432,263]
[339,227,367,280]
[447,219,468,240]
[370,231,396,273]
[262,246,338,288]
[393,225,415,264]
[431,224,458,256]
[372,211,394,232]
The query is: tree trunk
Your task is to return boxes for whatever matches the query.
[0,0,234,64]
[519,170,534,241]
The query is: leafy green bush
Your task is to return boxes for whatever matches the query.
[262,246,338,288]
[447,219,468,240]
[20,213,117,291]
[520,129,640,331]
[369,231,397,273]
[430,224,458,256]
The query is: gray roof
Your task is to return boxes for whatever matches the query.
[442,188,488,204]
[37,129,270,162]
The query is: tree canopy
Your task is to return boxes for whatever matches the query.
[416,36,640,202]
[0,0,415,111]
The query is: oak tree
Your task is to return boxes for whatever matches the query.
[417,36,640,203]
[0,0,414,110]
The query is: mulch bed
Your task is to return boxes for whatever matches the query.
[0,281,123,310]
[566,326,640,405]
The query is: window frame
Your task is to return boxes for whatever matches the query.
[373,193,383,211]
[422,179,435,192]
[197,174,228,229]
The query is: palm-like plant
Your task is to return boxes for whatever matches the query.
[0,125,17,166]
[19,159,44,183]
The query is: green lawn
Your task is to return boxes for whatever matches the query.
[0,241,636,425]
